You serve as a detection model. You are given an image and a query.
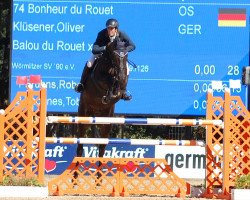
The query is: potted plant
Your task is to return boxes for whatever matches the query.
[231,174,250,200]
[0,175,48,197]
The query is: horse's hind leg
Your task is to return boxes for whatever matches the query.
[97,106,114,158]
[74,123,89,183]
[76,124,89,156]
[95,124,112,185]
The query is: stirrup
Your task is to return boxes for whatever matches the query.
[74,83,84,93]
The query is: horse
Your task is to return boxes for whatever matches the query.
[76,39,129,160]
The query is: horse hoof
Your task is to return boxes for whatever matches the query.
[74,83,84,93]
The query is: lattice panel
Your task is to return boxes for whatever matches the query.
[49,157,120,196]
[225,95,250,188]
[48,158,190,197]
[2,92,30,177]
[119,158,190,197]
[0,87,46,183]
[206,93,224,193]
[205,90,250,198]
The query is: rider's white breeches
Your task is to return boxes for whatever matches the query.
[87,54,97,68]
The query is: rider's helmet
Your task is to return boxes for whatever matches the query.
[106,18,119,29]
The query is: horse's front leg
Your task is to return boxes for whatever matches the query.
[76,123,89,156]
[98,124,112,157]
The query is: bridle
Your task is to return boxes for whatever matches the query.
[101,45,128,104]
[112,49,128,78]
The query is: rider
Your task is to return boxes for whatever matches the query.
[74,18,136,101]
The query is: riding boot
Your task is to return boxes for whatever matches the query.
[74,64,91,93]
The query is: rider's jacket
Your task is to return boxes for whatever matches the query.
[92,29,136,55]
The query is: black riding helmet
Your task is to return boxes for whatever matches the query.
[106,18,119,29]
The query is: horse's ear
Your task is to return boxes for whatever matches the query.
[116,41,125,50]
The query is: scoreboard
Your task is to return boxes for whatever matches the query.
[11,0,250,115]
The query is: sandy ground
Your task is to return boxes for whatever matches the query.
[0,176,225,200]
[0,196,214,200]
[0,196,224,200]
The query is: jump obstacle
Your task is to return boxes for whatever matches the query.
[47,116,223,126]
[0,75,249,199]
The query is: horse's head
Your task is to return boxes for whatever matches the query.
[105,40,128,83]
[90,40,129,104]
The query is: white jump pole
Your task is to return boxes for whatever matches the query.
[47,116,223,127]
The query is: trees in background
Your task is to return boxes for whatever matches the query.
[0,0,11,108]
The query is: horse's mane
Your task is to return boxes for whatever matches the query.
[116,41,126,51]
[105,40,127,54]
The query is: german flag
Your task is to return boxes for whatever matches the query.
[218,8,246,27]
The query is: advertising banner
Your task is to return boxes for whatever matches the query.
[45,144,206,179]
[4,142,206,178]
[155,145,206,179]
[45,144,155,174]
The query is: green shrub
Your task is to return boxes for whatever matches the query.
[235,174,250,189]
[0,175,44,187]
